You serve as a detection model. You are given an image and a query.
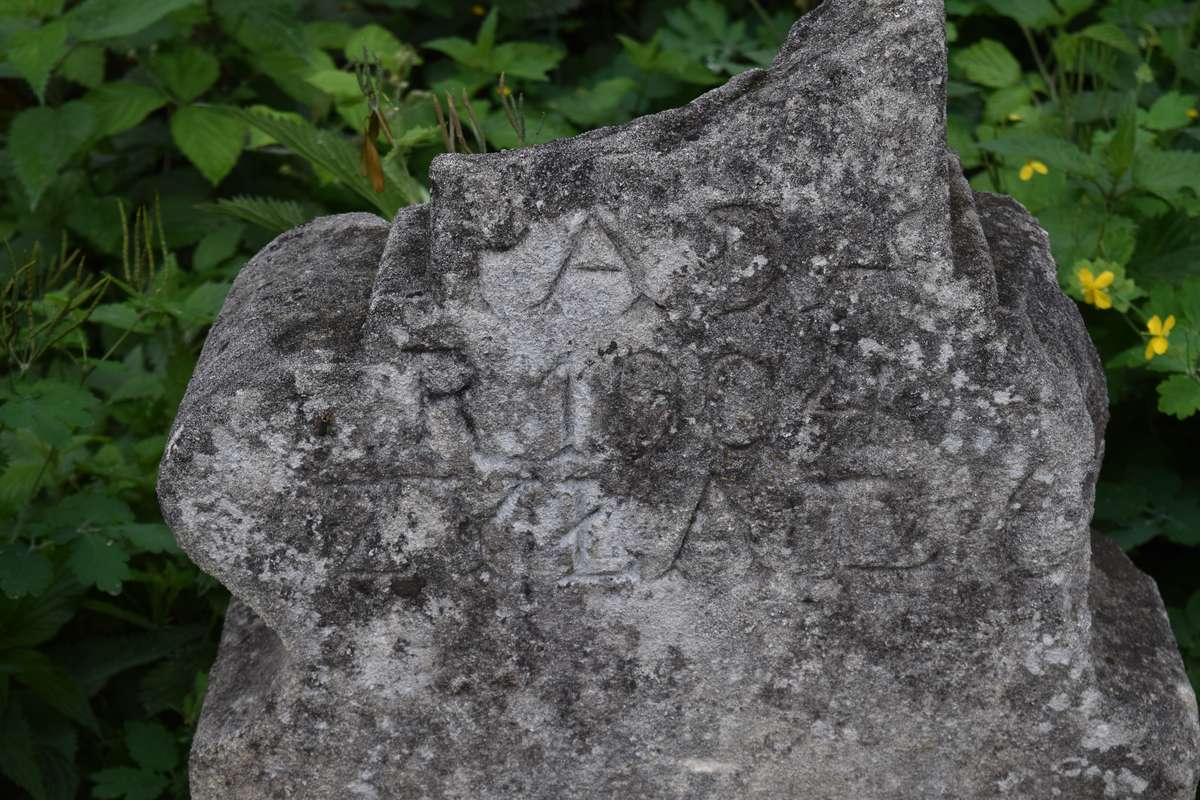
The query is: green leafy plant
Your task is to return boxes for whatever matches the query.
[1,1,1198,796]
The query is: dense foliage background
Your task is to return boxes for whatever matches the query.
[1,0,1198,796]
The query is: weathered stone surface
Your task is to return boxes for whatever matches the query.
[158,1,1200,797]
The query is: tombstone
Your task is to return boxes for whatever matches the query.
[158,1,1200,797]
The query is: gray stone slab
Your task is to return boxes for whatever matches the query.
[159,1,1200,797]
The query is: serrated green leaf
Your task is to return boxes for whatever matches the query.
[1134,149,1200,198]
[224,106,419,214]
[6,20,67,102]
[1079,22,1138,55]
[345,24,419,75]
[124,721,179,773]
[305,69,361,100]
[493,42,566,81]
[1106,94,1138,178]
[10,649,97,731]
[983,0,1059,28]
[139,648,208,715]
[1158,375,1200,419]
[176,281,231,325]
[553,77,636,127]
[36,739,79,800]
[82,81,168,136]
[0,379,98,449]
[0,432,47,509]
[305,20,353,50]
[476,7,498,54]
[1057,0,1094,19]
[1144,91,1198,132]
[66,194,123,253]
[91,767,168,800]
[0,577,82,650]
[59,45,105,88]
[983,85,1033,124]
[31,492,134,543]
[66,535,129,594]
[977,134,1099,177]
[0,698,45,800]
[149,45,219,102]
[423,36,477,65]
[203,195,310,235]
[0,545,53,598]
[170,105,245,185]
[193,224,244,272]
[111,524,180,554]
[64,0,199,42]
[53,625,207,697]
[89,303,154,333]
[617,33,720,86]
[8,102,96,210]
[953,39,1021,89]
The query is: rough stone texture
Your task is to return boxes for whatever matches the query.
[158,1,1200,797]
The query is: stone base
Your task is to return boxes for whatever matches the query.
[190,534,1198,800]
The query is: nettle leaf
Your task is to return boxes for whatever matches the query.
[617,33,720,86]
[0,380,98,450]
[345,24,419,75]
[170,105,246,185]
[91,767,168,800]
[6,20,68,102]
[176,281,232,325]
[204,195,309,235]
[422,35,477,65]
[1105,94,1138,178]
[1134,149,1200,198]
[1078,22,1138,55]
[193,224,244,272]
[149,45,220,102]
[59,45,106,88]
[305,69,362,100]
[1144,91,1198,132]
[111,524,180,555]
[492,42,566,81]
[83,81,168,137]
[0,698,45,800]
[10,649,97,731]
[0,544,53,598]
[952,39,1021,88]
[124,721,179,774]
[32,491,134,544]
[977,134,1100,177]
[54,625,204,697]
[553,77,637,127]
[225,106,418,214]
[1158,375,1200,420]
[66,535,130,594]
[1058,0,1094,20]
[0,577,82,650]
[305,20,354,50]
[8,102,97,210]
[983,85,1032,124]
[983,0,1060,29]
[64,0,199,42]
[89,303,154,333]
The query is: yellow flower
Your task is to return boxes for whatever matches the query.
[1077,267,1114,310]
[1188,108,1199,121]
[1145,314,1176,360]
[1019,160,1049,181]
[471,3,487,14]
[1007,112,1024,122]
[499,85,512,96]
